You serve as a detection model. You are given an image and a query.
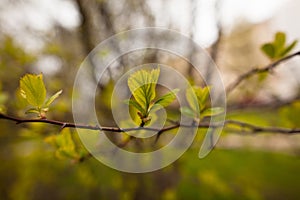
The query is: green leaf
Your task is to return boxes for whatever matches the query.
[125,99,146,116]
[25,108,40,114]
[45,90,62,107]
[180,107,196,118]
[186,86,210,112]
[274,32,286,50]
[15,88,29,108]
[199,86,210,110]
[261,32,297,60]
[19,74,46,107]
[201,107,224,118]
[279,40,298,57]
[153,89,179,108]
[261,43,275,59]
[127,68,160,112]
[186,87,199,112]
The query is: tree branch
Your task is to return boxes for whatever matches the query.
[226,51,300,95]
[1,113,300,135]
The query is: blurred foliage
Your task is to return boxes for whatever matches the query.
[261,32,297,61]
[1,145,299,200]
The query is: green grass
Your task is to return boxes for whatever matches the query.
[176,148,300,200]
[2,141,299,200]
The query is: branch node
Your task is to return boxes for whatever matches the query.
[61,123,67,130]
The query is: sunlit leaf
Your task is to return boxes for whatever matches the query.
[25,108,40,114]
[201,107,224,118]
[127,68,160,112]
[180,107,195,118]
[280,40,298,57]
[153,89,179,108]
[186,86,210,112]
[274,32,286,50]
[15,88,29,108]
[261,32,297,60]
[125,99,146,116]
[186,87,199,112]
[261,43,275,59]
[19,73,46,107]
[45,90,62,107]
[199,86,210,110]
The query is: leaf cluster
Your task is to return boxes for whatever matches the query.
[181,86,223,121]
[261,32,297,60]
[19,74,62,118]
[126,68,178,126]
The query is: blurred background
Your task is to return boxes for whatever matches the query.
[0,0,300,199]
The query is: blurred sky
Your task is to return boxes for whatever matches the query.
[0,0,298,50]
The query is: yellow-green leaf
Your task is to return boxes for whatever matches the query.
[180,107,195,118]
[261,43,275,59]
[280,40,298,57]
[153,89,179,108]
[274,32,286,50]
[186,86,210,112]
[125,99,146,116]
[19,74,46,107]
[127,68,160,111]
[201,107,224,118]
[45,90,62,107]
[186,87,199,112]
[25,108,40,114]
[199,86,210,110]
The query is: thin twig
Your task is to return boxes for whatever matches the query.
[1,113,299,135]
[227,95,300,111]
[226,51,300,95]
[224,120,300,134]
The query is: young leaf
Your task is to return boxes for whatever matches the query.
[45,90,63,107]
[261,43,275,59]
[274,32,286,50]
[186,87,199,112]
[186,86,210,112]
[153,89,179,108]
[125,99,146,116]
[127,68,160,111]
[261,32,298,60]
[280,40,298,57]
[201,107,224,118]
[180,107,196,118]
[25,108,40,114]
[19,74,46,107]
[199,86,210,110]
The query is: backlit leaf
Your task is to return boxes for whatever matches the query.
[19,74,46,107]
[180,107,196,118]
[280,40,298,57]
[153,89,179,108]
[125,99,146,116]
[201,107,224,118]
[274,32,286,50]
[186,87,199,112]
[45,90,62,107]
[25,108,40,114]
[127,68,160,112]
